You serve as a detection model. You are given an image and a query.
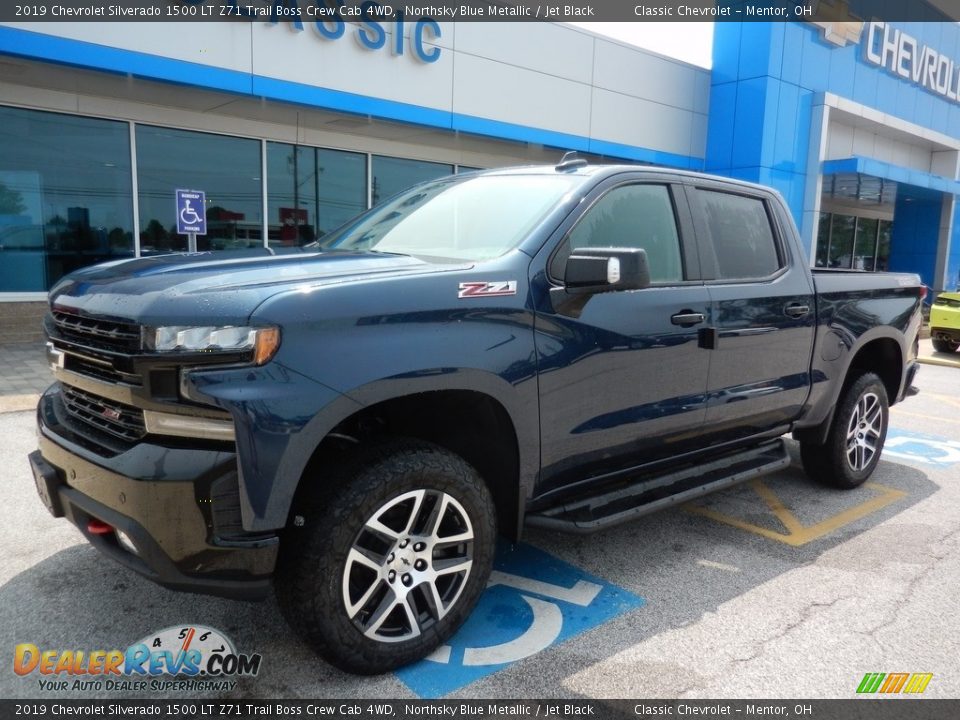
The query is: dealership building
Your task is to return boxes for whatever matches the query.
[1,10,960,314]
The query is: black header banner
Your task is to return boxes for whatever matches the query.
[4,700,960,720]
[0,0,957,23]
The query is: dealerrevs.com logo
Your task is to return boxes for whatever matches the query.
[14,625,262,693]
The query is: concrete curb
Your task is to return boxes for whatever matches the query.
[0,394,39,414]
[918,356,960,369]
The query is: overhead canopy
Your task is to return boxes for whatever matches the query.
[822,156,960,196]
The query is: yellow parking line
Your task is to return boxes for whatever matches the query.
[750,479,806,534]
[914,391,960,410]
[685,481,906,547]
[893,409,960,425]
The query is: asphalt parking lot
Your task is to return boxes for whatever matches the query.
[2,363,958,701]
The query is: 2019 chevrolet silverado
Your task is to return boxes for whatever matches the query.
[29,161,922,673]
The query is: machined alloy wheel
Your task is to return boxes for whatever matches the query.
[800,372,889,490]
[343,489,474,643]
[275,440,496,674]
[845,391,883,472]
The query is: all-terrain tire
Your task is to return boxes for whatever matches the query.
[800,372,889,489]
[275,440,497,674]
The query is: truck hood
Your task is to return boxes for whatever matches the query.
[48,249,464,326]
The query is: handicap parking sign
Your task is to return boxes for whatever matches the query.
[175,189,206,235]
[394,542,645,698]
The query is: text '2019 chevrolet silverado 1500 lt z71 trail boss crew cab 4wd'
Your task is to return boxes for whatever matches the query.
[29,161,922,673]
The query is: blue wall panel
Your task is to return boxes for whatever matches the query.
[948,206,960,291]
[730,77,777,169]
[797,31,831,92]
[889,191,942,291]
[826,44,856,99]
[771,81,799,173]
[711,23,742,87]
[780,23,805,87]
[737,22,774,80]
[705,82,737,171]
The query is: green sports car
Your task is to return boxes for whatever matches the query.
[931,291,960,353]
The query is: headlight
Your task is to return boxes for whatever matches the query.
[145,325,280,365]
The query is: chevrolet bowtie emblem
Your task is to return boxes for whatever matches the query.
[809,0,865,47]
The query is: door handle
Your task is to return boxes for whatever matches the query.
[671,311,705,326]
[784,303,810,318]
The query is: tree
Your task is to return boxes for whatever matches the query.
[0,181,26,215]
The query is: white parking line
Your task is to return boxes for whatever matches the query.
[696,559,742,573]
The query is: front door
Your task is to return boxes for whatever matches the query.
[533,181,712,498]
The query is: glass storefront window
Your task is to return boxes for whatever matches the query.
[267,143,317,247]
[827,214,856,268]
[815,212,831,268]
[137,125,262,253]
[817,212,892,271]
[317,148,367,239]
[876,220,892,271]
[0,106,133,291]
[266,144,367,247]
[371,156,453,206]
[853,217,879,271]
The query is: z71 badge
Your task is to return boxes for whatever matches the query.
[458,281,518,299]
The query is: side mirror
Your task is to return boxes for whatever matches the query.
[564,247,651,294]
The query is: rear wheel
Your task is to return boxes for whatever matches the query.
[932,336,959,353]
[275,440,497,674]
[800,372,889,489]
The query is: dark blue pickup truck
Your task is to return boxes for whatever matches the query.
[29,160,922,673]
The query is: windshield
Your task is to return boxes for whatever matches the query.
[315,174,578,262]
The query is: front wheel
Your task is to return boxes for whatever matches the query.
[932,336,960,353]
[275,441,497,674]
[800,372,889,489]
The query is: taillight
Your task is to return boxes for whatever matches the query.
[919,285,927,300]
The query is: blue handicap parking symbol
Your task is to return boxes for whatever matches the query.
[175,188,206,235]
[394,542,645,698]
[884,427,960,468]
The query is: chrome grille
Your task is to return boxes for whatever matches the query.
[51,310,141,353]
[61,386,146,443]
[63,353,138,386]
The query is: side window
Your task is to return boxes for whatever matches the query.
[553,184,684,283]
[697,190,782,280]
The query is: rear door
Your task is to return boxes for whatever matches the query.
[532,177,712,497]
[687,184,816,445]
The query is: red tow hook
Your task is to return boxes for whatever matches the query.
[87,519,114,535]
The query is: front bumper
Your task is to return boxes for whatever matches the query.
[33,387,278,600]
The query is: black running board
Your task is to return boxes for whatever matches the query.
[525,439,790,534]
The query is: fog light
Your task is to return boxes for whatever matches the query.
[115,529,138,555]
[143,410,236,441]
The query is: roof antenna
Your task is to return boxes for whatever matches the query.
[556,151,588,172]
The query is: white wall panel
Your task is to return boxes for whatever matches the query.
[826,122,855,159]
[454,23,595,84]
[251,23,453,113]
[590,89,694,156]
[691,113,708,158]
[452,54,592,137]
[2,21,253,73]
[851,127,876,157]
[592,39,701,113]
